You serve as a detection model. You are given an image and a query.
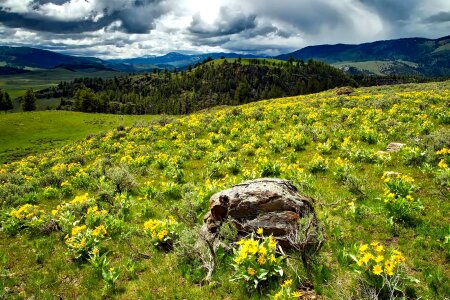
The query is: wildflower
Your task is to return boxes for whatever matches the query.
[268,237,278,249]
[257,227,264,235]
[362,253,374,263]
[270,254,276,263]
[375,245,384,253]
[158,229,169,241]
[247,267,256,276]
[92,248,100,256]
[359,244,369,253]
[71,225,86,236]
[92,225,107,236]
[373,265,383,275]
[292,291,304,298]
[385,260,394,276]
[438,159,448,169]
[375,255,384,263]
[281,279,292,288]
[257,255,266,265]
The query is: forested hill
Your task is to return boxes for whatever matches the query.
[36,59,355,115]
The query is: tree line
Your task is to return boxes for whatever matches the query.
[35,59,356,115]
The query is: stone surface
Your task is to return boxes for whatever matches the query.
[386,142,405,152]
[202,178,319,249]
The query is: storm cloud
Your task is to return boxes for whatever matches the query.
[0,0,449,58]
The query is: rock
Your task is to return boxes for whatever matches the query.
[202,178,320,249]
[335,86,354,96]
[386,142,405,152]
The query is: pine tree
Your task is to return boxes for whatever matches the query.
[22,88,36,111]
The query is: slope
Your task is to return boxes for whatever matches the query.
[0,81,448,299]
[277,35,450,76]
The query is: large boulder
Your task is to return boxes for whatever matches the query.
[202,178,320,249]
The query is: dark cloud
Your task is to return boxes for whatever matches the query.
[0,10,118,33]
[357,0,421,21]
[423,11,450,23]
[0,0,449,58]
[0,0,168,34]
[188,7,257,37]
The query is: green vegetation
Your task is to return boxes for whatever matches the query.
[0,68,121,100]
[277,35,450,76]
[22,88,37,112]
[0,111,161,163]
[36,59,355,114]
[0,81,448,298]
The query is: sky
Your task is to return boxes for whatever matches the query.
[0,0,449,59]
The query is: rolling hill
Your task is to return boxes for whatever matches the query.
[0,46,105,70]
[277,35,450,76]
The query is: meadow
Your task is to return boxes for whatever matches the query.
[0,111,161,164]
[0,81,449,299]
[0,68,121,100]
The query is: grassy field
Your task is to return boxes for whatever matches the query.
[0,82,449,299]
[0,111,162,163]
[0,68,121,99]
[332,60,419,76]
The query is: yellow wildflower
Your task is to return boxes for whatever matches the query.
[438,159,448,169]
[281,279,292,288]
[292,291,304,298]
[373,265,383,275]
[247,267,256,276]
[92,225,107,236]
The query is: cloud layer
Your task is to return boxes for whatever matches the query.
[0,0,449,58]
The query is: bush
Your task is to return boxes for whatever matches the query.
[353,242,408,299]
[382,172,423,225]
[144,216,179,250]
[231,231,285,291]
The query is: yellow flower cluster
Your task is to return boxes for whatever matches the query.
[70,193,91,205]
[234,235,277,266]
[10,204,44,220]
[272,279,304,299]
[356,242,406,276]
[144,216,178,244]
[87,206,108,217]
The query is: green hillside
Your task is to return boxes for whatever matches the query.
[0,68,121,100]
[0,81,448,299]
[278,36,450,76]
[0,111,161,163]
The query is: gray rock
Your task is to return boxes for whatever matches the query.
[202,178,320,249]
[386,142,405,152]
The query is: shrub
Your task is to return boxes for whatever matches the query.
[65,224,107,260]
[382,172,423,225]
[106,166,137,193]
[1,204,47,236]
[307,154,329,174]
[353,242,408,299]
[259,158,281,177]
[144,216,179,250]
[231,231,285,291]
[400,146,427,166]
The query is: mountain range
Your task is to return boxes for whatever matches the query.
[1,35,450,76]
[278,35,450,76]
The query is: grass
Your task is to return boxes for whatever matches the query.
[0,68,122,99]
[0,81,449,299]
[332,60,418,75]
[0,111,162,163]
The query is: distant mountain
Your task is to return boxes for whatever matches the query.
[0,46,104,70]
[277,35,450,76]
[108,52,262,70]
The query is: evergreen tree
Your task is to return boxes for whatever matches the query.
[22,88,36,111]
[0,89,13,112]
